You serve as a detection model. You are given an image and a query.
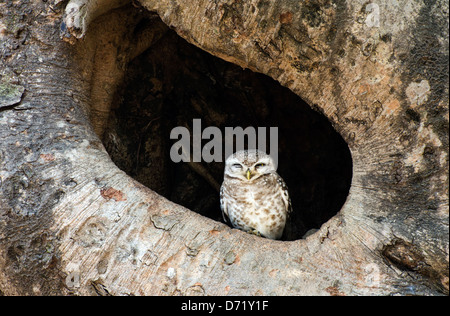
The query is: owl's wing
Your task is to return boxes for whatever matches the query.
[277,174,294,240]
[220,184,230,224]
[277,175,293,216]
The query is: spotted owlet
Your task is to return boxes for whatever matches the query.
[220,149,292,240]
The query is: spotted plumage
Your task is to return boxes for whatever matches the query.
[220,149,292,240]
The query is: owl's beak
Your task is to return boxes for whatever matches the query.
[246,169,251,180]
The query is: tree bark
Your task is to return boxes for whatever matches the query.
[0,0,448,295]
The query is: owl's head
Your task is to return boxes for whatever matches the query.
[224,149,276,181]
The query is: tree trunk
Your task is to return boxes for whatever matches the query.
[0,0,448,296]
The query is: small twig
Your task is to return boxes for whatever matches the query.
[186,161,221,193]
[135,116,160,174]
[181,122,221,193]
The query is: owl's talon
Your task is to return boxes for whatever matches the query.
[248,229,262,237]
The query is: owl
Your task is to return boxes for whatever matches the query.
[220,149,292,240]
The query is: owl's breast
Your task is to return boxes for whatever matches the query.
[222,174,287,239]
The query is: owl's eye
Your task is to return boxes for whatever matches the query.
[232,163,243,169]
[255,163,266,168]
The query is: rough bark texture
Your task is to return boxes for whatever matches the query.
[0,0,448,295]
